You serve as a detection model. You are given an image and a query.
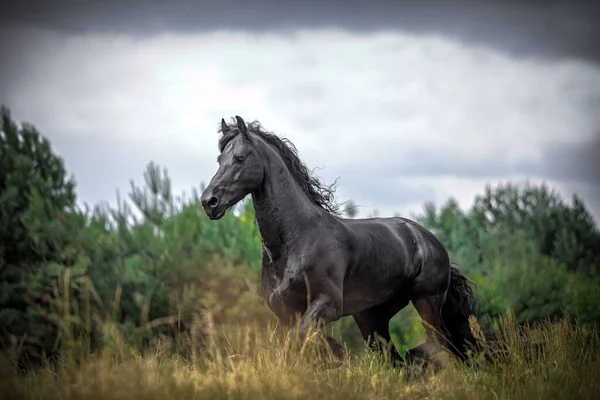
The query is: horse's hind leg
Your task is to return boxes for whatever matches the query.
[407,294,449,369]
[353,300,408,366]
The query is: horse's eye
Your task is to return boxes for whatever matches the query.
[234,155,245,164]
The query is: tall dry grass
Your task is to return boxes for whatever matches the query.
[1,312,599,399]
[1,272,599,400]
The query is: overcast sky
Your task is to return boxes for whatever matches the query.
[1,0,599,222]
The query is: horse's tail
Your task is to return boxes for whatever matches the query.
[441,264,479,360]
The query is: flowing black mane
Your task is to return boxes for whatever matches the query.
[218,119,340,214]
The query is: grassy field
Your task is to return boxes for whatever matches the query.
[1,312,599,400]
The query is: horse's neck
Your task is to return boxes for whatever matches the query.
[251,169,323,258]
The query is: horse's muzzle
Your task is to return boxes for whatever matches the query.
[200,192,226,220]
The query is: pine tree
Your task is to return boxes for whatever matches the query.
[0,105,83,363]
[471,182,600,275]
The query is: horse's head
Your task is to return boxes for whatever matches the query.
[200,116,265,220]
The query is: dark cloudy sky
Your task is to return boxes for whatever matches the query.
[1,0,600,221]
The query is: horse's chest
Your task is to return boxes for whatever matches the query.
[261,264,282,295]
[260,258,289,297]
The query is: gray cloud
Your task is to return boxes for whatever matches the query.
[331,169,437,209]
[1,16,599,224]
[541,134,600,185]
[328,153,543,182]
[2,0,600,66]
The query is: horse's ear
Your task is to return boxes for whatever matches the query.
[221,118,229,133]
[235,115,248,136]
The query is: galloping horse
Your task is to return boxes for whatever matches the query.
[200,116,478,368]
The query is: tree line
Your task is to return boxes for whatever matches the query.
[1,105,599,365]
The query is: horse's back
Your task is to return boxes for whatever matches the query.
[341,215,449,263]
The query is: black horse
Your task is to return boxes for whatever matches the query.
[200,116,478,368]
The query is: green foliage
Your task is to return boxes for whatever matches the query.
[0,106,83,362]
[470,183,600,275]
[417,183,600,330]
[0,106,271,365]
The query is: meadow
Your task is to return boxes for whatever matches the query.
[2,106,600,399]
[1,310,599,400]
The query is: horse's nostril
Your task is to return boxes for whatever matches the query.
[207,196,219,208]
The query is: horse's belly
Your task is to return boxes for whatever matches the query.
[341,277,399,316]
[341,262,411,316]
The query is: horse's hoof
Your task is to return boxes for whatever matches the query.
[324,336,346,360]
[425,358,444,374]
[389,358,405,369]
[319,357,344,370]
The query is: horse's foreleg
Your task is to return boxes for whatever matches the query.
[289,286,344,359]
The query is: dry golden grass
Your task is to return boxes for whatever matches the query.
[1,311,599,400]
